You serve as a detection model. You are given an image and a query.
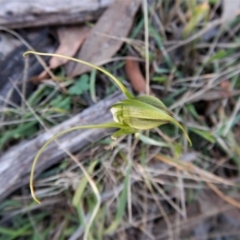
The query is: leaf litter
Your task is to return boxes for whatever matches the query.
[125,56,148,94]
[65,0,142,77]
[35,26,90,81]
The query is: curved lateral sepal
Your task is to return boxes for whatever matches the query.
[30,122,125,204]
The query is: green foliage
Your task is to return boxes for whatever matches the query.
[50,95,71,110]
[69,74,90,95]
[0,121,38,149]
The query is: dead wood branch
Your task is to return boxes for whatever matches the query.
[0,0,114,28]
[0,91,124,201]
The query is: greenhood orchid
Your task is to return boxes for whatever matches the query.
[23,51,192,204]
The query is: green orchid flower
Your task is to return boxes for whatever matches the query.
[23,51,192,204]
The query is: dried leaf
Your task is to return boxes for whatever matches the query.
[33,26,90,82]
[222,0,240,22]
[50,26,90,68]
[220,80,231,90]
[66,0,141,77]
[125,57,146,94]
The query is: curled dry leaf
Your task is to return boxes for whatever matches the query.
[50,26,90,68]
[220,80,231,91]
[35,26,90,82]
[66,0,141,77]
[125,57,147,94]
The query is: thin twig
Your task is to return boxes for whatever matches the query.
[143,0,150,95]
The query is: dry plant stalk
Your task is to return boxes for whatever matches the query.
[155,154,240,210]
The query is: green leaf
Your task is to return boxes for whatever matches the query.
[27,85,47,106]
[72,160,98,208]
[104,165,130,234]
[152,76,168,83]
[50,95,71,110]
[209,49,227,62]
[0,121,38,149]
[22,124,38,138]
[190,128,215,143]
[186,104,199,120]
[209,0,219,4]
[183,2,209,37]
[56,97,71,110]
[136,133,170,147]
[69,74,90,95]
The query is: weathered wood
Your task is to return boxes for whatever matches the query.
[0,91,124,201]
[0,28,58,106]
[0,0,114,28]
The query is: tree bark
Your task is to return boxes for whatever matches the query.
[0,28,57,107]
[0,0,114,28]
[0,91,124,201]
